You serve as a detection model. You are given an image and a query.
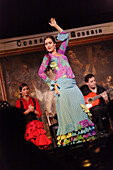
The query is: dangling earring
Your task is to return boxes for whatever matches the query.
[20,92,22,98]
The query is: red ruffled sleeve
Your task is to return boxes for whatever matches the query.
[34,98,42,118]
[15,99,21,109]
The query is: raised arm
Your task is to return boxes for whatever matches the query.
[49,18,69,55]
[49,18,63,33]
[57,31,69,55]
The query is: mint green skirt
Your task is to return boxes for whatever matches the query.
[54,78,96,145]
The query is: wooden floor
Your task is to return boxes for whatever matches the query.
[46,133,113,170]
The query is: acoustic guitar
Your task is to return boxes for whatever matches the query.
[84,88,113,109]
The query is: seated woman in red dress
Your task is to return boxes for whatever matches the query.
[16,83,52,149]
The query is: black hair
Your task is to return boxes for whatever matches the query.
[19,83,29,97]
[84,74,95,83]
[44,35,56,43]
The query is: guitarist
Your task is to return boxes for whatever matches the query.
[80,73,111,138]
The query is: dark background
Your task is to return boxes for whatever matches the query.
[0,0,113,39]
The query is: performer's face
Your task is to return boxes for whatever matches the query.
[21,86,30,97]
[45,38,56,53]
[86,76,96,89]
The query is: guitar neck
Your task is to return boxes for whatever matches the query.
[93,94,101,101]
[93,88,113,101]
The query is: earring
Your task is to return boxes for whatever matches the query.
[20,92,22,97]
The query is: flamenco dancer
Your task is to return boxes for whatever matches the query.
[38,18,96,147]
[16,83,52,149]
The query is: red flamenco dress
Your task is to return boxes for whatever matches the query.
[16,96,52,149]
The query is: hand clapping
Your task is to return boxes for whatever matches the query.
[28,104,34,112]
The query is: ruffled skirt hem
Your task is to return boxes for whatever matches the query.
[57,121,97,146]
[24,120,52,149]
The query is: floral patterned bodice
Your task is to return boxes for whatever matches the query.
[38,31,75,90]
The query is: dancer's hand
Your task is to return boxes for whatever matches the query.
[49,18,63,33]
[28,104,34,112]
[54,83,60,95]
[49,18,57,27]
[23,104,34,115]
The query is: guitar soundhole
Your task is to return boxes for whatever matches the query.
[88,98,93,104]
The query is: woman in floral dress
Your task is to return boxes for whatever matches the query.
[38,18,96,146]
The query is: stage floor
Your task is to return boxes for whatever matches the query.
[46,133,113,170]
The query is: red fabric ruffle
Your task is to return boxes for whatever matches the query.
[24,120,52,149]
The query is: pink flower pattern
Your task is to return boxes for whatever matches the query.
[38,31,75,88]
